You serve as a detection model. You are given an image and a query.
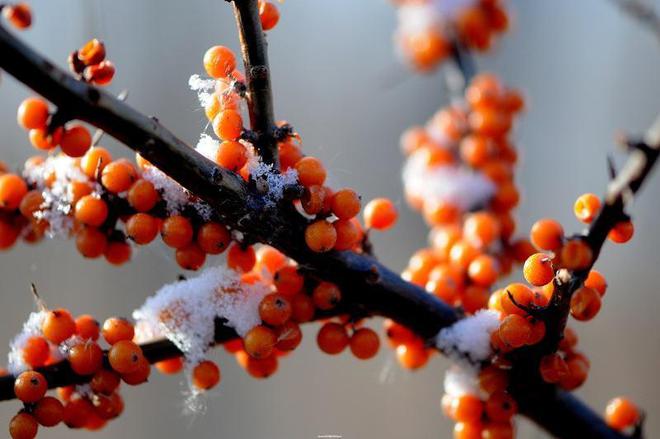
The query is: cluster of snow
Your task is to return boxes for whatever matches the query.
[436,309,500,367]
[7,311,46,375]
[195,134,220,162]
[443,364,480,398]
[132,265,269,366]
[248,157,298,207]
[402,149,496,211]
[188,74,217,109]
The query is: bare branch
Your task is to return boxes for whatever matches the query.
[610,0,660,42]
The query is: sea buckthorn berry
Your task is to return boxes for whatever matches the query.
[3,3,32,29]
[203,45,236,79]
[68,342,103,375]
[450,394,484,423]
[530,218,564,251]
[498,314,532,348]
[0,174,28,210]
[501,283,534,316]
[527,318,546,345]
[9,412,38,439]
[291,294,315,323]
[312,281,342,311]
[460,134,491,167]
[449,241,480,270]
[223,339,244,354]
[423,199,460,225]
[482,422,514,439]
[559,327,578,352]
[278,140,303,171]
[333,219,361,251]
[241,352,279,379]
[161,215,194,249]
[108,340,143,374]
[479,366,508,395]
[101,160,137,193]
[301,185,326,215]
[560,239,593,271]
[76,227,108,258]
[349,328,380,360]
[467,254,499,287]
[126,213,159,244]
[274,266,304,297]
[605,397,640,431]
[259,293,292,326]
[60,125,92,157]
[259,0,280,30]
[34,396,64,427]
[84,411,107,431]
[405,31,450,72]
[102,317,135,344]
[28,128,61,150]
[453,421,483,439]
[216,140,247,171]
[122,355,151,385]
[294,157,327,187]
[227,243,256,272]
[574,193,601,223]
[14,371,47,403]
[608,220,634,244]
[17,97,49,130]
[383,319,415,348]
[90,369,121,395]
[42,308,76,344]
[363,197,398,231]
[305,219,337,252]
[244,325,277,359]
[93,392,123,420]
[74,195,108,227]
[570,286,601,321]
[213,109,243,141]
[559,353,590,390]
[585,269,607,296]
[317,322,349,355]
[485,391,517,422]
[176,243,207,270]
[463,285,490,314]
[19,191,44,219]
[127,179,159,212]
[78,38,106,66]
[523,253,554,286]
[331,188,361,220]
[21,336,49,368]
[192,360,221,390]
[275,321,303,351]
[395,341,429,369]
[63,397,94,428]
[85,60,115,86]
[539,353,569,383]
[197,222,231,254]
[104,240,132,265]
[0,219,20,249]
[155,357,184,375]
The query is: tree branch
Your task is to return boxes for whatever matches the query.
[610,0,660,42]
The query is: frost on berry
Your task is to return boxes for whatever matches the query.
[436,309,500,367]
[195,133,220,162]
[248,156,298,207]
[7,311,46,375]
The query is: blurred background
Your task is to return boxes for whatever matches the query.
[1,0,659,438]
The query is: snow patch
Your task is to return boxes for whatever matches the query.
[436,310,500,367]
[7,311,46,375]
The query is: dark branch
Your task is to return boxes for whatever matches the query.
[610,0,660,42]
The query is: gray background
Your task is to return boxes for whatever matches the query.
[1,1,659,438]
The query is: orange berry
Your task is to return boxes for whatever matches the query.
[275,321,303,351]
[17,97,49,130]
[9,412,38,439]
[227,243,256,272]
[160,215,194,249]
[290,294,315,323]
[68,180,93,205]
[127,179,159,212]
[312,281,342,311]
[3,3,32,29]
[333,219,361,251]
[527,318,546,345]
[42,308,76,344]
[85,60,115,86]
[559,353,590,390]
[68,342,103,375]
[570,286,601,321]
[423,199,460,225]
[102,317,135,345]
[125,213,159,245]
[155,357,184,375]
[405,30,450,72]
[467,254,499,287]
[539,353,568,383]
[259,0,280,30]
[21,335,49,368]
[305,220,337,252]
[463,212,500,249]
[294,157,326,187]
[76,227,107,258]
[101,159,138,193]
[81,147,112,179]
[427,266,462,304]
[479,366,508,395]
[176,243,207,270]
[317,322,349,355]
[560,239,593,271]
[453,421,483,439]
[395,341,429,369]
[501,283,534,316]
[242,352,279,378]
[608,220,634,244]
[363,197,398,230]
[278,141,303,171]
[469,108,511,137]
[93,392,123,420]
[14,371,47,403]
[28,128,61,150]
[34,396,64,427]
[259,293,292,326]
[19,190,44,219]
[0,220,20,249]
[491,181,519,212]
[482,422,514,439]
[349,328,380,360]
[523,253,554,286]
[244,325,277,359]
[75,195,108,227]
[216,140,247,171]
[274,266,304,297]
[121,355,151,385]
[197,222,231,254]
[90,369,120,395]
[301,185,326,215]
[559,327,578,352]
[63,396,94,428]
[213,110,243,141]
[108,340,143,374]
[0,174,28,211]
[192,360,221,390]
[331,188,361,220]
[498,314,531,348]
[485,391,517,422]
[585,269,607,296]
[104,240,132,265]
[460,135,492,167]
[530,219,564,251]
[449,241,480,270]
[574,193,601,223]
[203,46,236,79]
[78,38,106,66]
[462,285,490,313]
[60,125,92,157]
[450,394,484,423]
[383,319,415,348]
[605,397,640,431]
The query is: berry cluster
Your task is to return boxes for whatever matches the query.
[392,0,509,71]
